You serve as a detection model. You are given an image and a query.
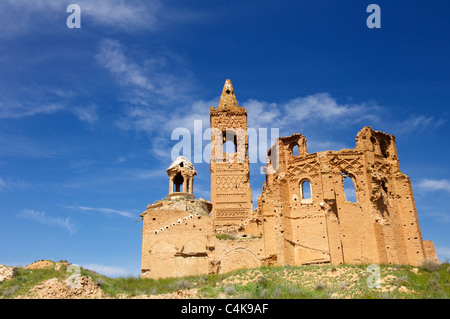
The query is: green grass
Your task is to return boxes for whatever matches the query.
[1,262,449,299]
[0,266,68,298]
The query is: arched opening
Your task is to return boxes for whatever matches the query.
[292,144,299,157]
[381,179,388,193]
[380,178,390,216]
[379,140,389,158]
[370,136,377,152]
[300,179,312,203]
[173,172,184,193]
[342,172,357,203]
[222,130,237,153]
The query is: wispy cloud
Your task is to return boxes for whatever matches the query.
[72,104,99,124]
[82,263,133,277]
[284,93,380,124]
[0,100,65,119]
[0,178,6,189]
[393,115,447,135]
[0,133,63,158]
[0,177,31,190]
[0,85,93,123]
[426,212,450,223]
[96,38,189,107]
[0,0,161,38]
[97,39,154,94]
[77,0,161,31]
[17,209,76,235]
[245,93,381,132]
[436,246,450,262]
[306,139,351,153]
[67,206,138,218]
[417,178,450,193]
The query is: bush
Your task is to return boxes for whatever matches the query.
[420,260,440,272]
[224,285,237,295]
[2,285,19,298]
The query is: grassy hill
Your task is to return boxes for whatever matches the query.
[1,260,449,299]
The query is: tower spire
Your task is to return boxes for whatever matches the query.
[218,79,238,109]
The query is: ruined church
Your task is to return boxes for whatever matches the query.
[139,79,438,279]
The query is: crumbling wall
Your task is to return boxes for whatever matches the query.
[140,79,438,279]
[141,208,213,279]
[141,194,265,279]
[256,126,437,267]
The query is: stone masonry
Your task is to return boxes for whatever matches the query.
[140,80,438,279]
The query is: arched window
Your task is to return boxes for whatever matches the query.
[292,145,299,157]
[370,137,377,152]
[381,179,388,193]
[173,172,184,193]
[342,172,357,203]
[300,179,312,203]
[222,130,237,153]
[379,140,389,158]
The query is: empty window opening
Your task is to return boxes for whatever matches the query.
[173,172,184,193]
[379,140,389,158]
[381,179,388,193]
[370,137,377,152]
[223,131,237,153]
[292,144,299,157]
[300,179,312,203]
[342,172,357,202]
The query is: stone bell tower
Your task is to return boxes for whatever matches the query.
[210,79,253,232]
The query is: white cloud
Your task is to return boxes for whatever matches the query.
[72,104,99,124]
[82,264,131,277]
[78,0,161,31]
[0,178,6,189]
[417,179,450,193]
[245,99,282,129]
[96,38,189,107]
[0,101,65,119]
[306,140,351,153]
[0,134,62,158]
[0,0,161,38]
[68,206,138,218]
[97,39,154,93]
[436,246,450,262]
[427,212,450,223]
[245,93,381,131]
[393,115,447,135]
[17,209,76,235]
[0,177,31,190]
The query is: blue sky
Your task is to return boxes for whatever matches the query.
[0,0,449,277]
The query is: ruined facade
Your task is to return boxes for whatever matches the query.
[140,80,438,279]
[257,128,437,266]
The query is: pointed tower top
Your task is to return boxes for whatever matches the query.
[218,79,238,109]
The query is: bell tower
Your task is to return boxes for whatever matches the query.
[210,79,253,232]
